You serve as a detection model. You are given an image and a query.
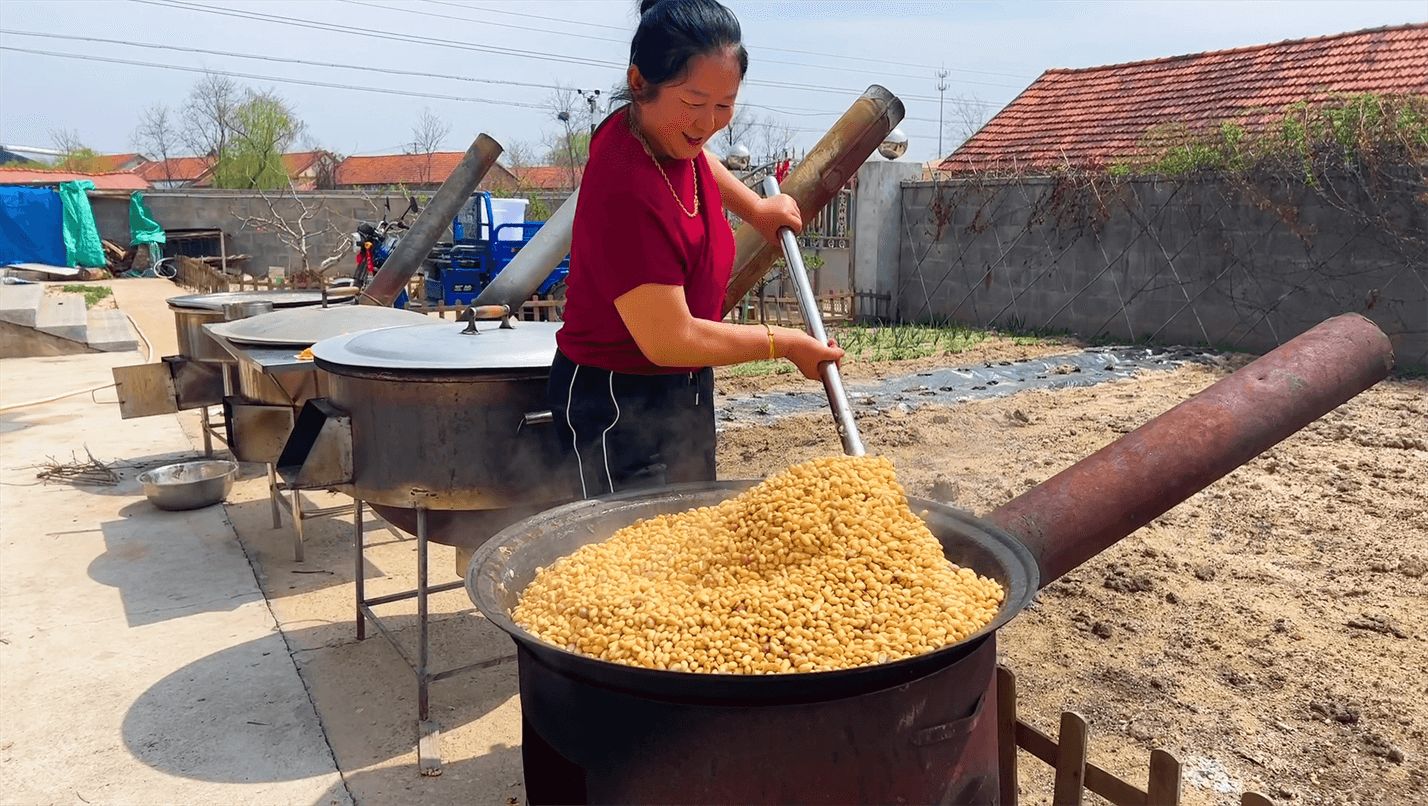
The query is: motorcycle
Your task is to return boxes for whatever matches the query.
[351,196,420,290]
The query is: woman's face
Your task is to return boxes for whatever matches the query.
[631,48,742,161]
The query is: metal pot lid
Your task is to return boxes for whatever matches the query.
[207,305,430,346]
[166,288,358,311]
[312,321,560,370]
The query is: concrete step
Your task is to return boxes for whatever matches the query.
[0,283,44,327]
[85,308,138,352]
[35,291,88,343]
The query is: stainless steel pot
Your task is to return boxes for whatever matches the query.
[168,304,230,364]
[280,320,578,548]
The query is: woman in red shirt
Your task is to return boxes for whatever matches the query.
[552,0,843,499]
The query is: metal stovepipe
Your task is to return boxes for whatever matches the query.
[723,85,904,316]
[472,188,580,312]
[988,313,1395,586]
[360,133,504,307]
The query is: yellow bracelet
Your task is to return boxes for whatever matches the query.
[763,323,776,360]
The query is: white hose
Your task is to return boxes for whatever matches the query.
[0,312,154,413]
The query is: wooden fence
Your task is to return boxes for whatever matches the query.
[171,256,327,293]
[173,260,889,327]
[1000,667,1273,805]
[726,291,891,327]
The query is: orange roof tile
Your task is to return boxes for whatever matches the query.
[92,153,147,172]
[136,155,214,182]
[0,167,150,190]
[334,152,467,186]
[282,150,329,174]
[939,23,1428,173]
[512,165,581,190]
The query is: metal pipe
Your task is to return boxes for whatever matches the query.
[761,176,864,457]
[354,500,365,642]
[987,313,1395,587]
[472,188,579,311]
[723,86,905,315]
[361,133,504,307]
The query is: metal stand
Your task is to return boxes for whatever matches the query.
[198,406,228,458]
[267,462,356,562]
[352,502,513,776]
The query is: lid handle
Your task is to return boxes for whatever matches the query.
[458,304,514,333]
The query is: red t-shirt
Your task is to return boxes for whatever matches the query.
[556,107,735,374]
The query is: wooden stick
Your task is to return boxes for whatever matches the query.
[997,667,1019,806]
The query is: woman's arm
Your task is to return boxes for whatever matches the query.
[706,151,803,244]
[615,283,842,380]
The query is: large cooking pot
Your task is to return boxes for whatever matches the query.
[467,482,1037,701]
[302,319,579,547]
[167,289,356,364]
[465,482,1036,804]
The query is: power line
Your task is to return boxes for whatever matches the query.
[130,0,955,104]
[0,29,565,93]
[422,0,1033,79]
[0,45,881,138]
[346,0,1025,89]
[0,27,993,126]
[0,46,549,111]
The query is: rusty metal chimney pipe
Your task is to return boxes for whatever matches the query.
[987,313,1395,587]
[722,85,905,315]
[360,133,504,307]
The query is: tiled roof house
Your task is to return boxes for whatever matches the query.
[939,23,1428,173]
[92,153,150,172]
[135,151,340,189]
[333,152,519,191]
[0,167,151,190]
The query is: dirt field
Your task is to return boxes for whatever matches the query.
[715,349,1427,805]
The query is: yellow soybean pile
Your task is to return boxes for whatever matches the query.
[513,456,1005,674]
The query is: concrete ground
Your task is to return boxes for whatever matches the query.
[0,347,349,802]
[1,282,525,805]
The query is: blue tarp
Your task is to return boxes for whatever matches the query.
[0,186,66,266]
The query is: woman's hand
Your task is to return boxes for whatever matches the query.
[748,193,803,245]
[780,329,844,381]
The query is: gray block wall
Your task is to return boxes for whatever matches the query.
[892,173,1428,371]
[92,190,395,277]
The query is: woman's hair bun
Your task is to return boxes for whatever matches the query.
[639,0,661,14]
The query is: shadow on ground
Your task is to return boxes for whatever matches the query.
[121,620,520,787]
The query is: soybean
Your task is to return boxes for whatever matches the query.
[513,456,1005,674]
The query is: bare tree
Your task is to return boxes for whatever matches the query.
[182,72,242,160]
[500,139,537,190]
[504,140,536,169]
[234,188,351,282]
[49,129,105,172]
[717,108,763,158]
[132,104,178,181]
[544,83,594,188]
[749,118,797,166]
[941,94,992,154]
[406,108,451,185]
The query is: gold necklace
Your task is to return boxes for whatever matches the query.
[632,122,699,219]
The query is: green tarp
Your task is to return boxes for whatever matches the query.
[129,192,165,260]
[57,180,105,268]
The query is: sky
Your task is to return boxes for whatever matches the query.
[1,0,1423,165]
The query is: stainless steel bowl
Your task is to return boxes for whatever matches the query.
[138,460,238,511]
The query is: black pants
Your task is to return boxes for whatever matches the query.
[548,350,716,499]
